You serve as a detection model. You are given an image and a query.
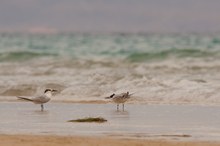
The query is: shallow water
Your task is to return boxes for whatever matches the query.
[1,102,220,141]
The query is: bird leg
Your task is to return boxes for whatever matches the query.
[41,104,43,111]
[117,104,119,111]
[122,104,124,111]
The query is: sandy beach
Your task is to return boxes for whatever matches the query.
[1,134,220,146]
[1,1,220,145]
[1,101,220,146]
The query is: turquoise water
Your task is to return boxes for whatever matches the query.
[0,33,220,104]
[0,33,220,62]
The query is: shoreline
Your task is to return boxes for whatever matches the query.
[0,134,219,146]
[1,98,220,106]
[1,102,220,142]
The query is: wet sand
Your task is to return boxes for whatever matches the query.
[1,101,220,145]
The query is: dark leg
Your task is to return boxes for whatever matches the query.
[122,104,124,111]
[41,104,44,111]
[117,104,119,111]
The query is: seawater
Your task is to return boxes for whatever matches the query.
[0,33,220,104]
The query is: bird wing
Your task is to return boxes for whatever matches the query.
[105,93,115,99]
[32,95,50,104]
[105,96,112,99]
[17,96,33,102]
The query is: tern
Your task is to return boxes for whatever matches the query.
[17,88,58,111]
[105,91,133,111]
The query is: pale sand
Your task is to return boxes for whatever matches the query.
[1,134,220,146]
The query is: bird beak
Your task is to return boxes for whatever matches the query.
[52,89,58,92]
[129,92,135,96]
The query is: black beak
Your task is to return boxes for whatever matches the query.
[52,89,58,92]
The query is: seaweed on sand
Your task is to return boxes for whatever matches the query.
[68,117,107,123]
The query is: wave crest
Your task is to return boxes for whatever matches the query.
[127,49,217,62]
[0,51,57,62]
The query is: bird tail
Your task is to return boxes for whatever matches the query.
[17,96,33,102]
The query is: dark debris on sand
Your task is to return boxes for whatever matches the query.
[68,117,107,123]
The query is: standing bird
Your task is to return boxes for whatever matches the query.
[105,92,133,111]
[17,89,57,111]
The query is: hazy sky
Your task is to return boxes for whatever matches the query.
[0,0,220,33]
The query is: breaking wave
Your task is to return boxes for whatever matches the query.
[127,49,218,62]
[0,51,57,62]
[0,33,220,105]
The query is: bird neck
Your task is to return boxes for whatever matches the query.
[45,91,52,97]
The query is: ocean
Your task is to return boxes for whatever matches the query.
[0,33,220,105]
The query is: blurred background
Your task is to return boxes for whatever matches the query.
[0,0,220,33]
[0,0,220,105]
